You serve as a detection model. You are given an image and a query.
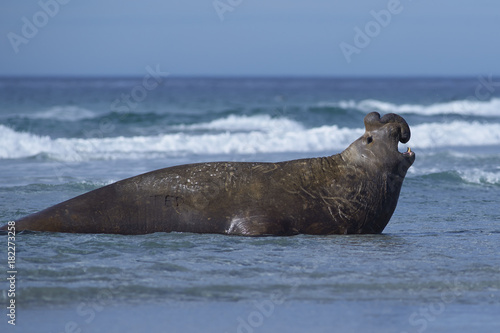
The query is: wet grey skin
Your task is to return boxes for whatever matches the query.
[2,112,415,236]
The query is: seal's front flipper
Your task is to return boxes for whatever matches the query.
[225,214,297,236]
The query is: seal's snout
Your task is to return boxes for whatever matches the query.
[364,112,411,144]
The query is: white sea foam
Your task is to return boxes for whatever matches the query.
[172,114,303,132]
[0,125,76,160]
[30,106,97,121]
[0,118,359,161]
[410,121,500,148]
[458,169,500,185]
[1,116,499,161]
[331,98,500,117]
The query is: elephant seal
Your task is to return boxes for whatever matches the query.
[2,112,415,236]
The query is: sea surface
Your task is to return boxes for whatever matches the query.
[0,77,499,332]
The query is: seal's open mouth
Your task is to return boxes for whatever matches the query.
[402,147,416,164]
[403,147,413,156]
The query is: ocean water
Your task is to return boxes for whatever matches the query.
[0,77,499,332]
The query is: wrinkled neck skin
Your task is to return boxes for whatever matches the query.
[330,124,415,233]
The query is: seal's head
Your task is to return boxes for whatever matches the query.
[343,112,416,176]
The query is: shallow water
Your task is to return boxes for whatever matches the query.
[1,77,499,332]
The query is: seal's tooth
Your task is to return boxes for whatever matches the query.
[407,147,411,153]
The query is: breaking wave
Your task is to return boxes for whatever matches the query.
[324,98,500,117]
[1,115,499,161]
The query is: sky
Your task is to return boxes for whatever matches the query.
[1,0,499,77]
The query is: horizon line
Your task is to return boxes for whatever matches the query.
[0,74,495,80]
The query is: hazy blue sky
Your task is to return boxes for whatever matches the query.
[1,0,499,76]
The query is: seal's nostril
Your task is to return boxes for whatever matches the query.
[366,137,373,144]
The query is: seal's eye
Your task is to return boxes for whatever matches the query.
[366,136,373,144]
